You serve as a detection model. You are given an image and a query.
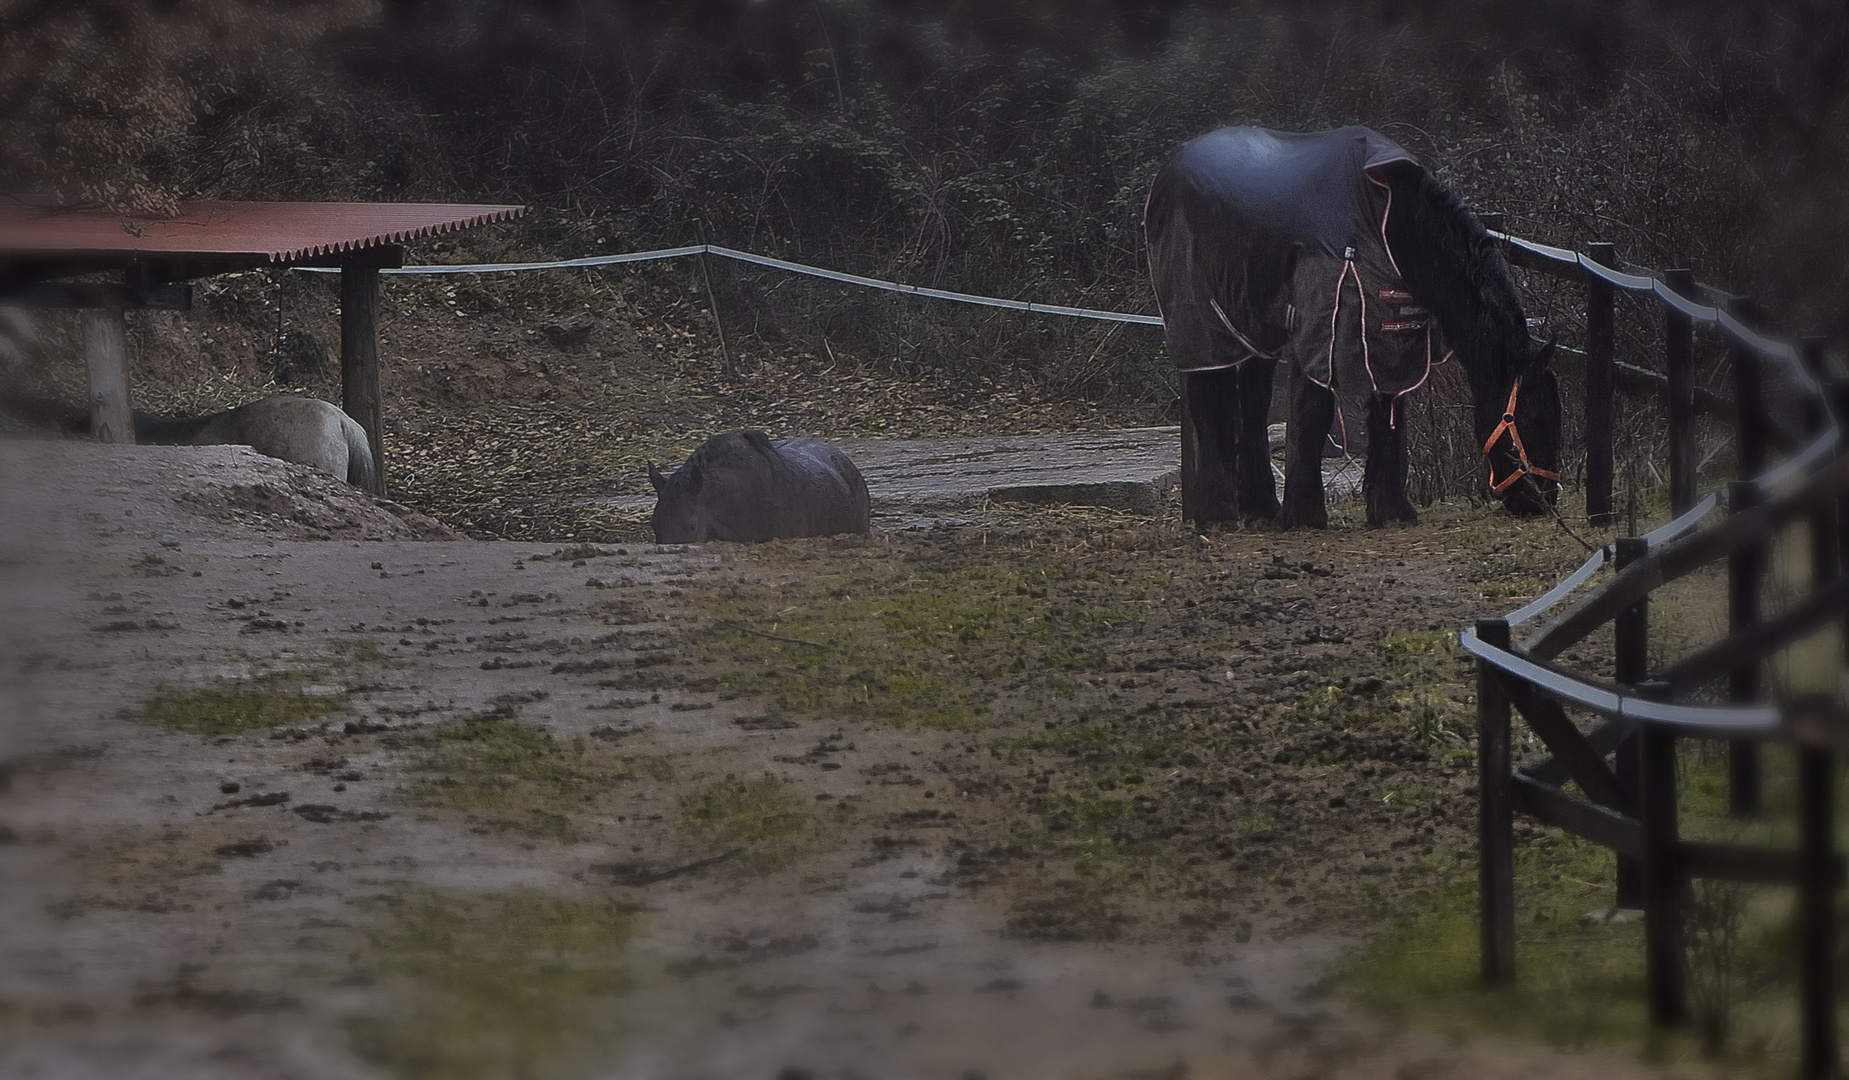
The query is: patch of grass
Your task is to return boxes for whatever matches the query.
[694,562,1140,730]
[1380,629,1454,656]
[681,773,812,873]
[140,642,398,736]
[1474,577,1551,600]
[1037,792,1147,875]
[1343,836,1651,1050]
[1347,748,1849,1073]
[350,889,637,1080]
[992,719,1188,782]
[143,686,348,736]
[410,717,673,841]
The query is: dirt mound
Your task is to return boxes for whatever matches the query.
[0,438,458,547]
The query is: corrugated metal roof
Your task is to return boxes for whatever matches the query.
[0,196,525,264]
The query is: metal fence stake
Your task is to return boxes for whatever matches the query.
[1664,268,1697,516]
[1585,242,1617,526]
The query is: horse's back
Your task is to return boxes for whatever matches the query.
[652,431,869,543]
[772,437,870,536]
[194,396,368,487]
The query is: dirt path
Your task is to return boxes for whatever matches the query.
[0,441,1692,1079]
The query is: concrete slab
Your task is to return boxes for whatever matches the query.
[839,427,1181,515]
[592,427,1361,526]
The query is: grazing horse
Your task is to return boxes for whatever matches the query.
[1145,125,1560,527]
[648,430,870,544]
[133,395,377,491]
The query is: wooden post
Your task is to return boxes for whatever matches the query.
[1476,617,1516,984]
[1727,480,1763,817]
[80,307,134,445]
[697,223,735,376]
[1729,297,1766,477]
[1585,242,1617,526]
[1614,536,1649,907]
[1664,268,1697,516]
[1802,341,1838,589]
[340,262,386,495]
[1638,680,1686,1029]
[1797,744,1839,1080]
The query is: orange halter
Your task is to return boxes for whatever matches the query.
[1481,378,1560,494]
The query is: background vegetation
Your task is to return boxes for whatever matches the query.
[6,0,1846,506]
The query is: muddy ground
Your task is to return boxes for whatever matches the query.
[0,435,1725,1080]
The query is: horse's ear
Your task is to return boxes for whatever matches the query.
[648,462,666,494]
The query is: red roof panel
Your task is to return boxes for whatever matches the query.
[0,196,525,264]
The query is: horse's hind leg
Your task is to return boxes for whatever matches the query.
[1363,393,1419,526]
[1233,358,1279,521]
[1280,363,1333,528]
[1179,368,1242,526]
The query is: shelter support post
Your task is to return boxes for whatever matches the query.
[1664,268,1697,516]
[1613,536,1649,906]
[1476,617,1516,985]
[1584,242,1617,526]
[80,306,133,445]
[339,252,397,496]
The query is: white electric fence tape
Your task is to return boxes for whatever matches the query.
[295,243,1165,326]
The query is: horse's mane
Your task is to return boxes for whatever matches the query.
[1382,164,1536,410]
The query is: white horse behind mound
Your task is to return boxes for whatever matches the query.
[133,395,376,491]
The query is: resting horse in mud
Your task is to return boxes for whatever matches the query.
[1145,125,1560,527]
[6,393,376,491]
[648,430,870,543]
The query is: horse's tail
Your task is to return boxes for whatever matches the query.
[342,415,378,492]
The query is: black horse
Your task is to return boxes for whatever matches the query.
[1145,125,1560,527]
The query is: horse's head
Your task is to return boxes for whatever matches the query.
[649,458,709,543]
[1482,339,1561,517]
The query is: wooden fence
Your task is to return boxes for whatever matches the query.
[1465,219,1849,1079]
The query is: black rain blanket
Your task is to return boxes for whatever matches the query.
[1145,126,1443,443]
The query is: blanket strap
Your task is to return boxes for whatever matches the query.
[1481,378,1561,494]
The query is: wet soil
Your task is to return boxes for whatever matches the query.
[0,438,1704,1079]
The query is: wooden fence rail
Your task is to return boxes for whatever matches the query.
[1466,226,1849,1079]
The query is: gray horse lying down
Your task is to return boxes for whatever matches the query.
[133,395,376,491]
[648,430,869,543]
[6,393,375,490]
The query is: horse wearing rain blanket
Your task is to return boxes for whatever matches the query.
[649,430,870,543]
[1144,125,1560,527]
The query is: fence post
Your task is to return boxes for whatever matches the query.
[697,223,736,377]
[1729,297,1766,476]
[1664,268,1697,516]
[1476,617,1516,985]
[1585,242,1617,526]
[1726,298,1766,817]
[1638,679,1687,1029]
[1727,480,1763,817]
[1613,536,1650,907]
[1797,740,1839,1080]
[1802,341,1839,589]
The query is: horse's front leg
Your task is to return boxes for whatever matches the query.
[1279,363,1333,529]
[1233,358,1280,522]
[1179,368,1242,526]
[1363,393,1419,526]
